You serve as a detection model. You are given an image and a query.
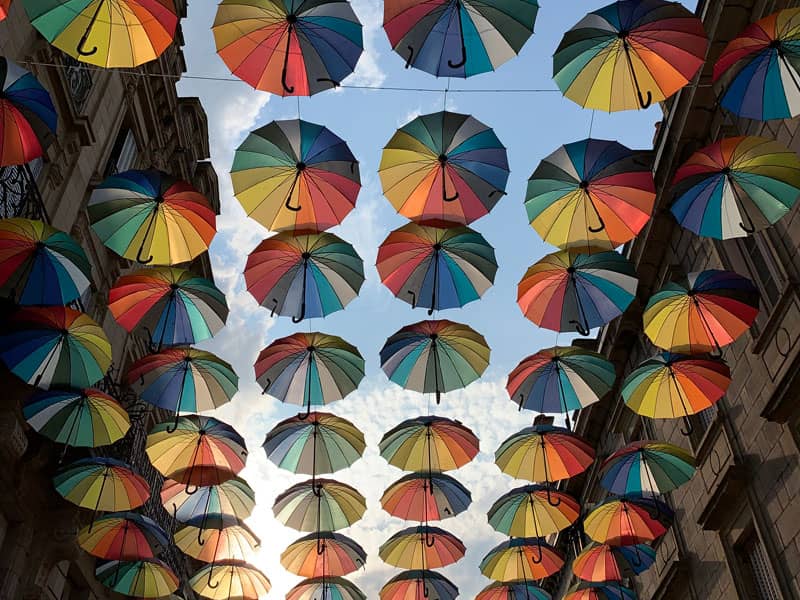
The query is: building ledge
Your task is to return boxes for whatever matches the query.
[696,463,748,531]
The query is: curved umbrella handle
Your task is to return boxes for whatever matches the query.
[270,298,279,317]
[281,27,295,94]
[569,320,590,336]
[197,528,205,546]
[316,77,341,88]
[405,46,415,69]
[637,89,652,109]
[423,584,430,598]
[443,190,460,203]
[135,243,154,264]
[262,379,272,394]
[285,195,302,212]
[739,211,756,234]
[292,302,306,323]
[76,0,104,56]
[680,415,694,437]
[407,290,417,308]
[518,393,526,412]
[207,565,219,588]
[317,538,326,555]
[166,411,181,434]
[447,1,467,69]
[546,485,562,508]
[531,538,544,564]
[297,398,312,420]
[425,531,436,547]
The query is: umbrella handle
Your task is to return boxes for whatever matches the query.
[407,290,417,308]
[405,46,415,69]
[207,565,219,588]
[135,243,154,264]
[488,189,506,199]
[680,415,694,437]
[637,89,652,109]
[292,302,306,323]
[197,528,205,546]
[531,538,543,564]
[425,531,436,547]
[262,378,272,394]
[569,320,590,336]
[316,77,340,88]
[166,411,181,434]
[546,485,562,508]
[76,0,104,56]
[281,25,295,94]
[739,212,756,234]
[518,393,525,411]
[447,1,467,69]
[443,190,459,203]
[285,195,302,212]
[423,584,430,598]
[317,539,326,555]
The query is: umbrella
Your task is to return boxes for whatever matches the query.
[174,513,260,562]
[0,57,56,166]
[380,319,490,403]
[22,0,177,68]
[281,531,366,577]
[600,440,696,495]
[477,581,552,600]
[379,111,510,225]
[88,169,216,265]
[525,138,655,251]
[190,560,271,599]
[480,538,564,581]
[713,8,800,121]
[379,415,479,472]
[286,577,365,600]
[0,1,9,21]
[0,217,91,305]
[213,0,363,96]
[494,424,595,483]
[273,478,366,532]
[0,306,111,388]
[642,270,759,355]
[95,558,178,598]
[553,0,708,111]
[377,222,497,313]
[670,136,800,238]
[263,411,365,477]
[231,119,360,232]
[507,346,616,425]
[78,512,169,560]
[161,475,255,524]
[584,494,673,545]
[244,231,364,323]
[381,472,471,522]
[255,332,365,416]
[565,583,637,600]
[487,484,580,538]
[108,267,228,348]
[517,249,638,336]
[572,542,656,582]
[383,0,538,78]
[379,526,465,569]
[380,570,458,600]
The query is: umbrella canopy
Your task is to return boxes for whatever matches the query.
[175,514,260,562]
[273,478,366,532]
[190,560,271,600]
[713,8,800,120]
[379,415,479,472]
[380,570,458,600]
[78,512,168,560]
[108,267,228,348]
[231,119,360,232]
[642,270,759,354]
[88,169,216,265]
[381,472,471,522]
[263,411,365,475]
[0,306,111,388]
[0,1,9,21]
[476,581,552,600]
[377,222,497,313]
[0,57,56,166]
[286,577,365,600]
[95,558,178,598]
[526,138,655,251]
[244,231,364,322]
[518,249,638,335]
[494,424,595,483]
[281,531,366,577]
[53,457,150,516]
[565,583,637,600]
[161,475,255,523]
[572,542,656,582]
[0,218,91,305]
[670,136,800,239]
[213,0,363,96]
[380,319,490,403]
[379,526,466,569]
[584,494,673,545]
[379,111,509,225]
[487,484,580,538]
[480,537,564,581]
[255,332,365,414]
[553,0,708,111]
[600,440,696,496]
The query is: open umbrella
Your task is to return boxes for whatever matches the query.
[565,583,637,600]
[600,441,695,496]
[379,415,479,472]
[584,494,673,545]
[88,169,216,265]
[480,538,564,581]
[670,136,800,238]
[380,526,465,569]
[108,267,228,348]
[0,1,10,21]
[379,111,509,225]
[95,558,178,598]
[0,306,111,388]
[380,319,490,403]
[380,570,458,600]
[78,512,168,560]
[281,531,366,577]
[161,475,255,524]
[287,577,365,600]
[255,332,365,416]
[0,218,91,305]
[381,472,471,522]
[477,581,552,600]
[518,249,638,336]
[377,222,497,313]
[553,0,708,111]
[526,138,655,251]
[213,0,363,96]
[273,478,366,532]
[245,231,364,323]
[175,513,260,562]
[0,57,56,166]
[383,0,538,78]
[190,560,271,600]
[572,542,656,582]
[232,119,360,232]
[488,485,580,538]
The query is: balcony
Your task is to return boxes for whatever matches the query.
[0,160,48,222]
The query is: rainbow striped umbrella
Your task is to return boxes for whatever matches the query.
[495,425,596,483]
[380,570,458,600]
[600,441,696,495]
[190,560,271,600]
[161,476,255,523]
[584,494,673,545]
[287,577,365,600]
[480,538,564,581]
[572,542,656,582]
[379,415,479,472]
[488,485,580,538]
[379,526,466,569]
[381,472,471,522]
[565,583,637,600]
[477,581,552,600]
[78,512,168,560]
[281,531,366,577]
[174,513,260,562]
[95,559,178,598]
[273,478,366,532]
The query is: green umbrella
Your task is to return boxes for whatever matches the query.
[273,478,366,532]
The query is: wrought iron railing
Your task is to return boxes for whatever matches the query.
[61,55,93,113]
[0,160,48,221]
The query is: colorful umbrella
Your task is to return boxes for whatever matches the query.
[255,332,365,415]
[572,542,656,582]
[273,478,366,532]
[584,494,673,545]
[383,0,538,78]
[95,558,179,598]
[175,513,260,562]
[565,583,637,600]
[0,218,91,305]
[0,57,56,166]
[480,538,565,581]
[213,0,363,96]
[600,441,695,496]
[286,577,365,600]
[381,472,471,522]
[379,111,510,225]
[263,411,365,477]
[477,581,552,600]
[494,424,596,483]
[380,319,490,403]
[231,119,360,232]
[642,270,759,354]
[0,306,111,388]
[526,138,655,251]
[518,249,638,335]
[108,267,228,348]
[488,484,580,538]
[377,222,497,313]
[161,475,255,523]
[553,0,708,111]
[281,531,366,577]
[713,8,800,121]
[670,136,800,238]
[190,560,271,600]
[78,512,169,560]
[0,1,9,21]
[379,526,466,569]
[244,231,364,323]
[379,415,480,472]
[380,570,458,600]
[88,169,216,265]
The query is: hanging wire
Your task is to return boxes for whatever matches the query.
[588,109,596,137]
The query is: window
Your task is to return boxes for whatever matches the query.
[688,404,718,450]
[104,128,139,176]
[735,531,781,600]
[740,236,780,308]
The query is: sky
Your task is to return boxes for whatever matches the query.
[175,1,666,597]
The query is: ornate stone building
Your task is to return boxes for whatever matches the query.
[0,2,218,598]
